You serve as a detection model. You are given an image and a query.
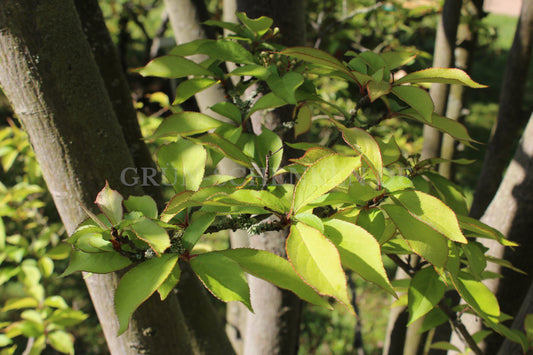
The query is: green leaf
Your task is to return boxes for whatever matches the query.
[292,154,360,214]
[182,212,216,250]
[158,262,181,301]
[419,307,448,333]
[203,20,242,34]
[267,72,304,105]
[337,123,383,182]
[255,127,283,177]
[38,256,54,278]
[173,78,219,105]
[61,250,131,276]
[209,102,242,123]
[157,139,207,193]
[423,172,468,215]
[0,217,5,250]
[219,248,331,309]
[295,104,312,138]
[382,205,448,268]
[407,267,446,324]
[47,309,88,327]
[129,217,170,255]
[218,189,289,214]
[451,271,500,322]
[197,40,255,64]
[323,219,395,296]
[2,297,39,312]
[191,133,253,168]
[229,64,271,79]
[95,183,123,225]
[395,68,487,88]
[462,241,486,278]
[124,195,158,219]
[380,51,417,70]
[48,330,74,354]
[392,86,434,122]
[382,176,414,193]
[43,296,68,309]
[190,252,251,310]
[148,112,225,139]
[160,191,196,222]
[247,92,287,117]
[376,136,401,166]
[392,190,467,243]
[429,341,461,352]
[287,223,354,313]
[133,55,214,78]
[115,254,179,335]
[357,208,385,240]
[236,12,273,36]
[290,147,334,166]
[359,51,388,72]
[169,39,211,56]
[367,79,391,102]
[457,215,517,246]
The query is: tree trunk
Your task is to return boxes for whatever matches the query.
[421,0,462,160]
[470,0,533,218]
[234,3,306,354]
[0,1,192,353]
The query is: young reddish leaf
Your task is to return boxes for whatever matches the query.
[148,112,225,140]
[132,55,214,78]
[218,248,331,309]
[115,254,179,335]
[292,154,360,214]
[157,139,207,193]
[391,190,467,244]
[323,219,395,296]
[95,183,123,226]
[392,86,434,122]
[382,205,448,268]
[407,267,446,325]
[286,223,354,314]
[190,252,252,311]
[395,68,487,88]
[173,78,219,105]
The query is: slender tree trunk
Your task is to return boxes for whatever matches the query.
[421,0,462,160]
[0,1,192,353]
[470,0,533,218]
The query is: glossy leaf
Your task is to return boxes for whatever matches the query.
[173,78,218,105]
[392,190,467,243]
[148,112,225,139]
[392,86,434,122]
[133,55,214,78]
[451,271,500,322]
[115,254,179,335]
[124,195,158,219]
[61,250,131,277]
[182,212,216,250]
[407,267,446,324]
[95,183,123,226]
[219,189,289,214]
[157,139,207,193]
[323,219,395,296]
[129,217,170,255]
[382,205,448,268]
[190,252,251,310]
[292,154,360,214]
[219,248,331,309]
[287,223,354,313]
[395,68,487,88]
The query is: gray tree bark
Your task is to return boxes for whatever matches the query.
[421,0,462,160]
[470,0,533,218]
[0,1,192,353]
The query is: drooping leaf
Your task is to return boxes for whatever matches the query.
[219,248,331,309]
[292,154,360,214]
[287,223,354,313]
[115,254,179,335]
[182,212,216,250]
[391,190,467,243]
[236,12,273,36]
[429,342,461,352]
[61,250,131,277]
[451,271,500,323]
[133,55,214,78]
[392,86,434,122]
[158,262,181,301]
[95,183,123,226]
[191,133,253,168]
[148,112,225,139]
[129,217,170,255]
[382,205,448,268]
[173,78,219,105]
[124,195,158,219]
[395,68,487,88]
[462,241,486,278]
[407,267,446,324]
[323,219,395,296]
[157,139,207,193]
[190,252,251,310]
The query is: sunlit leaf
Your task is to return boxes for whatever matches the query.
[237,12,273,36]
[95,183,123,226]
[158,262,181,301]
[267,72,304,105]
[191,133,253,168]
[395,68,487,88]
[407,267,446,324]
[173,78,219,105]
[129,217,170,255]
[451,271,500,323]
[148,112,225,139]
[182,212,216,250]
[61,250,131,277]
[124,195,158,219]
[133,55,214,78]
